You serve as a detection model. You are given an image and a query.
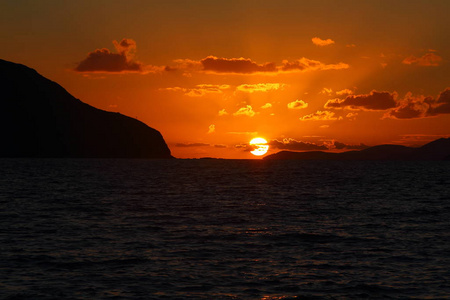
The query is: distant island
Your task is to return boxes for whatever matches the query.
[0,59,173,158]
[264,138,450,160]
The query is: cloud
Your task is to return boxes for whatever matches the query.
[214,144,227,148]
[234,144,254,151]
[320,88,333,95]
[185,84,230,97]
[336,89,354,96]
[269,138,366,151]
[74,39,157,73]
[175,143,210,147]
[160,84,230,97]
[345,112,358,121]
[280,58,349,72]
[402,52,443,66]
[200,56,277,74]
[325,90,397,111]
[261,103,272,109]
[207,124,215,134]
[321,88,450,119]
[236,83,286,93]
[233,105,257,117]
[299,110,341,121]
[431,88,450,115]
[167,56,349,75]
[287,99,308,109]
[384,88,450,119]
[269,138,328,151]
[170,58,202,71]
[218,109,229,116]
[312,37,335,46]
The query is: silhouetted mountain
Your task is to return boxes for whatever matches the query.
[0,59,173,158]
[264,138,450,160]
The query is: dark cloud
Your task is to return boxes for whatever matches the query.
[200,56,277,74]
[169,56,349,75]
[74,39,154,73]
[385,88,450,119]
[430,88,450,115]
[281,58,349,72]
[234,144,255,152]
[325,90,397,111]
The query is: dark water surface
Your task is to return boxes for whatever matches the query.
[1,159,449,299]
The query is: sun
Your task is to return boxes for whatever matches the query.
[250,137,269,156]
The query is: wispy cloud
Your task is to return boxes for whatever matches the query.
[236,83,286,93]
[160,84,230,97]
[300,110,342,121]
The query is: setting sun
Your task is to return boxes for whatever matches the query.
[250,137,269,156]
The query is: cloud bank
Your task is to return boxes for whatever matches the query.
[170,56,349,75]
[385,88,450,119]
[325,90,397,111]
[324,88,450,119]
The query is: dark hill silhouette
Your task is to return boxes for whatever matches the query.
[264,138,450,160]
[0,59,173,158]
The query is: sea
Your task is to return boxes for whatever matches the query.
[1,158,449,300]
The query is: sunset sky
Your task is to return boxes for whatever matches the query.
[1,0,449,158]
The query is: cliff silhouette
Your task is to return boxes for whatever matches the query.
[0,59,173,158]
[264,138,450,160]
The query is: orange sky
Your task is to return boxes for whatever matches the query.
[1,0,449,158]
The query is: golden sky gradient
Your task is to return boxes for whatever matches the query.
[1,0,449,158]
